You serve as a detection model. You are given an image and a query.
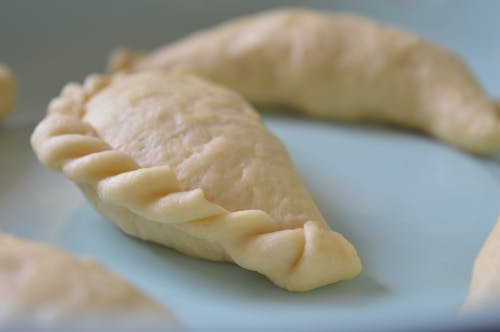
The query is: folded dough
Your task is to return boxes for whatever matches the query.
[109,8,500,155]
[0,64,16,119]
[462,218,500,312]
[0,232,173,323]
[31,70,361,291]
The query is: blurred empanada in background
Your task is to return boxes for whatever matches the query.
[462,218,500,312]
[0,232,175,324]
[110,8,500,155]
[0,64,16,120]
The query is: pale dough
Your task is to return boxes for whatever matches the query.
[0,232,174,324]
[31,70,361,291]
[110,8,500,155]
[462,218,500,312]
[0,64,16,119]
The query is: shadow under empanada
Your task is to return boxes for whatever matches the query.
[55,202,389,309]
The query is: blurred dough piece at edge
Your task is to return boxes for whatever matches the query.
[0,64,16,120]
[0,232,177,326]
[462,218,500,313]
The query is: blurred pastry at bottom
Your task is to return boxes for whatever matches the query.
[462,217,500,312]
[0,232,177,326]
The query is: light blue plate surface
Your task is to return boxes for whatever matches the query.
[1,1,500,331]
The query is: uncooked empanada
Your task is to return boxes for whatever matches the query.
[462,218,500,312]
[0,232,173,323]
[31,70,361,292]
[110,8,500,155]
[0,64,16,120]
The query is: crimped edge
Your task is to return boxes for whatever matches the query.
[31,72,361,291]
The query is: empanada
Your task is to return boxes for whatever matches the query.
[0,64,16,120]
[0,232,173,323]
[31,70,361,292]
[110,8,500,155]
[462,218,500,312]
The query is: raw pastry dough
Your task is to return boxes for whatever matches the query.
[110,8,500,155]
[462,218,500,312]
[31,70,361,292]
[0,64,16,119]
[0,232,173,323]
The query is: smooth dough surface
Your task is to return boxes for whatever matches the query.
[31,70,361,291]
[110,8,500,155]
[0,64,16,119]
[462,218,500,312]
[0,232,173,324]
[84,71,323,230]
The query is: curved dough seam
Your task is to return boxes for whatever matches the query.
[31,73,360,291]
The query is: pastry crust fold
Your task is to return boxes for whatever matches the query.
[31,71,361,291]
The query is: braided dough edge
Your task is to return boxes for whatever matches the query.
[31,73,361,292]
